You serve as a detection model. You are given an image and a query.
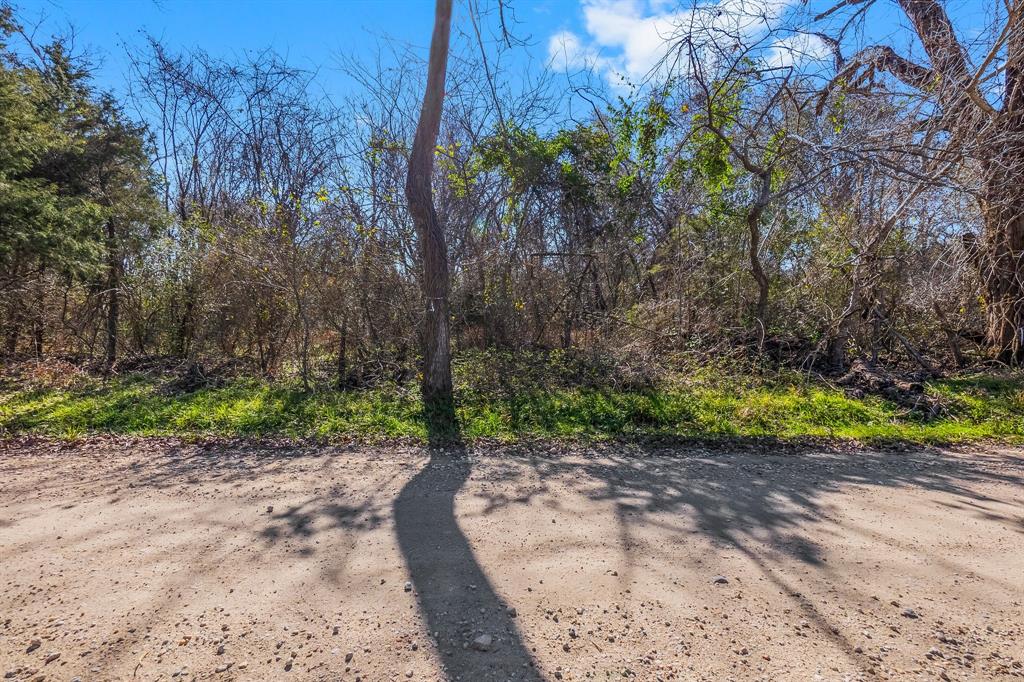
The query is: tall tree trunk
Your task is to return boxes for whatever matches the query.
[981,12,1024,363]
[406,0,454,409]
[175,280,196,359]
[32,264,45,359]
[748,171,772,326]
[4,303,20,356]
[104,218,120,373]
[336,318,348,390]
[933,301,966,368]
[829,282,864,372]
[980,124,1024,364]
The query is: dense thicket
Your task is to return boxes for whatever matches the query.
[0,1,1017,390]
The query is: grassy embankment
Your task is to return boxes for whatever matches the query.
[2,354,1021,444]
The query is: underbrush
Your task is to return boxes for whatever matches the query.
[1,353,1021,444]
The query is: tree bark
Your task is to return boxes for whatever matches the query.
[4,303,20,356]
[104,218,120,373]
[980,8,1024,364]
[933,301,966,368]
[336,318,348,390]
[748,171,772,326]
[32,265,45,359]
[406,0,454,409]
[980,158,1024,364]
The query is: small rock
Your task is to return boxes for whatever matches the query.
[43,653,60,664]
[712,576,729,585]
[404,582,413,592]
[507,607,517,618]
[405,671,413,678]
[471,634,493,651]
[345,652,353,663]
[214,663,231,673]
[26,640,41,653]
[901,608,919,619]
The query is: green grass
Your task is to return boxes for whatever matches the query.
[2,370,1022,444]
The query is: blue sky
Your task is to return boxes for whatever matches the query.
[12,0,998,102]
[13,0,579,97]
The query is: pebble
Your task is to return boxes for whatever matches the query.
[901,608,919,619]
[43,653,59,664]
[712,576,729,584]
[404,582,413,592]
[26,640,41,654]
[471,634,493,651]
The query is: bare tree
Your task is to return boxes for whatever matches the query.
[407,0,455,409]
[819,0,1024,362]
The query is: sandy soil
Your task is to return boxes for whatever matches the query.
[1,438,1022,682]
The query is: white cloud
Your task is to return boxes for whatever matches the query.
[581,0,687,80]
[547,30,604,71]
[765,33,831,68]
[547,0,814,88]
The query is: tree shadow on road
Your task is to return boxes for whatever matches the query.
[481,441,1024,670]
[393,402,542,680]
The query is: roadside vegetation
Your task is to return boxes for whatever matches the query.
[2,354,1021,444]
[3,4,1024,447]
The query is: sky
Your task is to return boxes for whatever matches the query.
[11,0,998,103]
[13,0,576,97]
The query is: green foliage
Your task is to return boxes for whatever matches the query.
[608,96,670,195]
[0,23,103,278]
[476,124,605,208]
[476,125,562,193]
[0,11,161,282]
[687,78,745,202]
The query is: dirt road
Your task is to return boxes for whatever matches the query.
[1,438,1022,681]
